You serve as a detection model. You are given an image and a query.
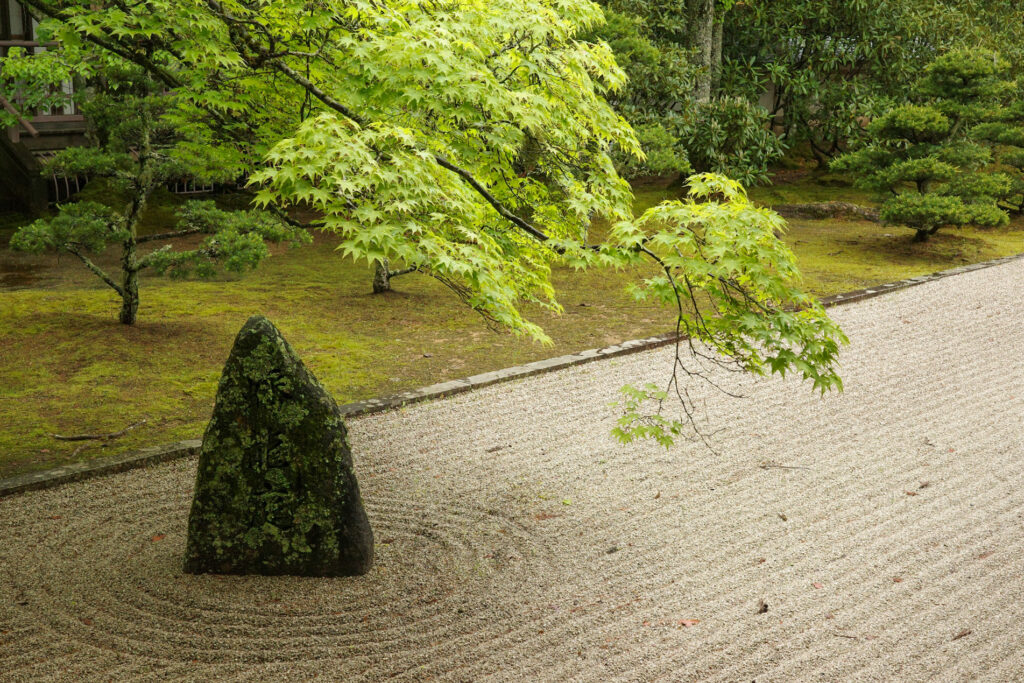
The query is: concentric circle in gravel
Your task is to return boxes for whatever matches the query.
[2,258,1024,682]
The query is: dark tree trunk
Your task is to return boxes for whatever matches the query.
[711,17,723,95]
[913,226,940,242]
[119,259,140,324]
[372,258,416,293]
[689,0,715,102]
[372,259,391,293]
[117,110,154,325]
[809,141,831,169]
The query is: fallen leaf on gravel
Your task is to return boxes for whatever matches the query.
[892,577,903,583]
[678,619,700,627]
[533,512,561,521]
[151,534,165,542]
[80,618,93,626]
[48,516,61,520]
[952,629,972,641]
[756,557,767,565]
[812,582,824,589]
[977,551,993,559]
[905,491,918,496]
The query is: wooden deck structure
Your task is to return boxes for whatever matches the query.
[1,0,87,213]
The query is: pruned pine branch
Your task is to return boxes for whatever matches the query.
[65,246,124,296]
[135,228,206,244]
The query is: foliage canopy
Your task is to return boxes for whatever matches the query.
[833,50,1013,242]
[7,0,847,443]
[4,62,307,323]
[723,0,1024,163]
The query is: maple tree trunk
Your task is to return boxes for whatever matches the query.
[372,259,416,293]
[372,259,391,293]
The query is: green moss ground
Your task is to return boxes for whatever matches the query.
[746,170,880,207]
[1,180,1021,477]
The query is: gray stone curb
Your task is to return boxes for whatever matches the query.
[0,440,202,498]
[2,251,1021,499]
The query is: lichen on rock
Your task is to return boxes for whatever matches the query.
[183,315,373,576]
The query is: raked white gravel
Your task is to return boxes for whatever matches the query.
[1,258,1023,682]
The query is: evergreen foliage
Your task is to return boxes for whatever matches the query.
[4,63,308,324]
[723,0,1024,164]
[593,1,783,183]
[7,0,849,444]
[833,50,1012,242]
[973,99,1024,214]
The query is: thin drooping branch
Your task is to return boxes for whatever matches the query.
[431,155,556,245]
[636,244,729,450]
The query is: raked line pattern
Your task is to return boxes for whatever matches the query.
[0,258,1022,681]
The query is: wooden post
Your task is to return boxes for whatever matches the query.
[0,93,39,137]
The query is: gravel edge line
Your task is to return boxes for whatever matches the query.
[3,251,1021,498]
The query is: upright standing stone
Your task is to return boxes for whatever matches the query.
[183,315,373,576]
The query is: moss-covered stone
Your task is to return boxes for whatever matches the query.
[183,315,373,576]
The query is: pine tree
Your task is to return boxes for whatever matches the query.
[972,99,1024,214]
[833,50,1013,242]
[8,66,309,324]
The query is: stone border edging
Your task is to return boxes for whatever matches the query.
[2,251,1021,499]
[0,440,203,498]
